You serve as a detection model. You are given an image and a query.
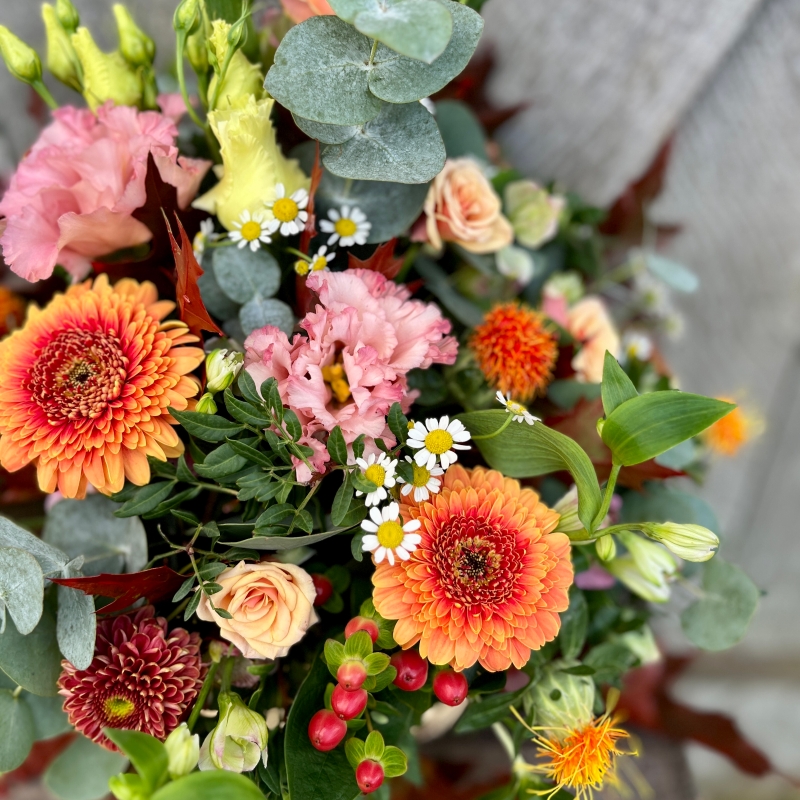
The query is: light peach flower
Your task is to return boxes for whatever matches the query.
[424,158,513,254]
[567,297,620,384]
[280,0,334,23]
[196,561,318,660]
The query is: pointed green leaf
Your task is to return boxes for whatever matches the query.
[324,639,347,675]
[151,771,266,800]
[388,402,408,445]
[327,426,349,465]
[344,630,373,660]
[170,409,245,442]
[332,475,354,526]
[364,652,391,675]
[364,730,385,760]
[345,737,366,770]
[237,368,263,407]
[104,729,168,793]
[600,351,637,417]
[224,389,272,428]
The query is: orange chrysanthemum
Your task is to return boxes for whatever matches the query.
[0,275,203,499]
[0,286,25,336]
[469,303,558,402]
[372,465,573,672]
[703,396,763,457]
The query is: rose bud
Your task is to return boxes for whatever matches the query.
[331,684,367,720]
[433,669,468,707]
[390,649,428,692]
[356,759,385,794]
[337,660,367,692]
[312,574,334,606]
[344,616,380,644]
[308,709,347,752]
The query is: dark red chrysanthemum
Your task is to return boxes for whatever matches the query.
[58,606,204,751]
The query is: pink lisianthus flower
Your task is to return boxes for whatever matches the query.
[244,269,458,483]
[0,103,211,282]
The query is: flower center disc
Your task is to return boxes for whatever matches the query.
[424,429,453,455]
[335,218,357,237]
[364,464,386,487]
[376,520,405,549]
[103,695,136,722]
[311,256,328,271]
[240,220,262,241]
[508,400,527,415]
[412,463,431,487]
[273,197,299,223]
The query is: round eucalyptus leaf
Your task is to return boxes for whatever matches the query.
[45,735,129,800]
[0,516,68,575]
[0,547,44,635]
[292,113,360,145]
[266,17,383,126]
[435,99,487,159]
[212,246,282,305]
[25,692,71,740]
[198,270,241,323]
[0,609,63,696]
[240,296,295,337]
[0,689,35,771]
[323,101,445,183]
[57,581,96,670]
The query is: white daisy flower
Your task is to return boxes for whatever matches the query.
[622,330,653,363]
[266,183,309,237]
[398,456,443,503]
[192,218,217,262]
[229,209,272,252]
[496,391,539,426]
[354,452,398,507]
[361,501,421,566]
[406,416,471,470]
[319,205,371,247]
[310,245,335,272]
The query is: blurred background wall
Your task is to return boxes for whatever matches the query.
[1,0,799,798]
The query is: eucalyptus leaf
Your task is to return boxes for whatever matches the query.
[56,576,96,670]
[44,735,128,800]
[0,516,68,575]
[197,270,240,322]
[645,253,699,293]
[293,114,360,144]
[0,547,44,635]
[434,99,487,159]
[0,610,63,696]
[212,246,281,304]
[240,295,295,337]
[0,689,35,771]
[25,692,71,739]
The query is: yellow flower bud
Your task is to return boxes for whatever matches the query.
[294,259,310,276]
[42,5,82,92]
[0,26,43,85]
[173,0,201,35]
[55,0,80,32]
[198,693,268,773]
[206,19,263,110]
[186,26,208,76]
[113,5,155,68]
[643,522,719,563]
[70,27,142,110]
[595,533,616,562]
[164,723,200,779]
[205,348,244,393]
[196,392,218,414]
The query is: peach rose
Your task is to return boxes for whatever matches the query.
[424,158,514,254]
[567,297,620,383]
[196,561,318,659]
[280,0,334,23]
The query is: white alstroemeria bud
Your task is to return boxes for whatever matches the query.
[606,555,672,603]
[205,348,244,393]
[164,723,200,779]
[618,531,678,586]
[643,522,719,562]
[553,486,583,533]
[196,392,218,414]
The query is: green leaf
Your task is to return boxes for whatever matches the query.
[0,689,35,771]
[198,269,240,322]
[351,470,379,494]
[381,745,408,778]
[369,664,397,691]
[283,410,303,440]
[645,253,699,293]
[170,409,245,442]
[557,588,588,660]
[293,114,360,145]
[351,530,365,561]
[0,516,68,575]
[681,558,759,651]
[0,610,62,696]
[325,564,351,593]
[116,482,176,518]
[267,17,384,126]
[285,654,361,800]
[388,403,408,446]
[45,736,128,800]
[262,378,284,423]
[325,639,346,674]
[224,389,272,428]
[601,392,735,466]
[0,546,44,635]
[143,486,202,519]
[434,99,486,159]
[338,496,368,527]
[327,426,349,465]
[344,630,373,660]
[322,100,445,183]
[240,295,295,337]
[364,729,385,760]
[457,410,602,530]
[194,443,249,480]
[57,566,96,670]
[44,494,148,575]
[151,771,266,800]
[212,245,281,304]
[226,439,274,469]
[183,590,202,622]
[104,729,168,793]
[294,509,314,534]
[600,351,637,417]
[454,685,530,733]
[238,368,263,407]
[620,482,718,533]
[345,737,366,769]
[582,642,638,687]
[24,691,71,739]
[256,504,296,530]
[173,576,195,602]
[364,652,391,675]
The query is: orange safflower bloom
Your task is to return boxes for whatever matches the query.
[0,286,25,336]
[372,465,573,672]
[703,396,763,457]
[0,275,203,498]
[469,303,558,403]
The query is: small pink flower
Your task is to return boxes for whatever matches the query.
[0,103,211,282]
[279,0,334,23]
[568,297,620,384]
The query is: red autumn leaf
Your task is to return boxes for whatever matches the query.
[51,566,188,615]
[164,212,223,338]
[348,239,405,279]
[299,141,323,256]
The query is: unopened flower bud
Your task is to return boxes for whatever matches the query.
[205,348,243,393]
[616,624,660,665]
[337,660,367,692]
[186,26,208,75]
[294,259,310,276]
[595,534,616,561]
[390,649,428,692]
[113,5,155,67]
[432,669,468,707]
[345,616,379,644]
[308,709,346,752]
[643,522,719,562]
[332,684,368,720]
[530,665,595,731]
[356,760,385,794]
[55,0,80,32]
[0,26,43,85]
[109,774,148,800]
[164,723,200,779]
[618,531,678,586]
[196,392,217,414]
[198,693,268,773]
[173,0,201,34]
[553,486,584,534]
[42,5,82,91]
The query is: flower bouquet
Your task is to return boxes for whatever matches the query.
[0,1,760,799]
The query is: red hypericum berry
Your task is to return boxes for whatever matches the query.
[356,759,385,794]
[337,660,368,691]
[390,649,428,692]
[433,669,468,706]
[308,709,347,752]
[312,574,334,606]
[331,684,368,720]
[345,616,380,644]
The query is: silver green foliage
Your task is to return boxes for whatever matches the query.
[0,547,44,635]
[0,689,35,771]
[240,295,295,337]
[45,735,129,800]
[56,560,96,671]
[212,246,282,305]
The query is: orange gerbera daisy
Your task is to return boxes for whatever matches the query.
[0,275,203,499]
[372,465,573,672]
[469,303,558,403]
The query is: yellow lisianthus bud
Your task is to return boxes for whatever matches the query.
[70,27,142,110]
[205,348,244,393]
[42,5,82,91]
[173,0,201,35]
[113,5,155,68]
[186,26,208,76]
[0,26,43,85]
[643,522,719,562]
[164,723,200,779]
[55,0,80,32]
[193,96,309,231]
[198,693,268,773]
[206,19,264,110]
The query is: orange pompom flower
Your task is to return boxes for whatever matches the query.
[0,275,203,498]
[703,396,763,457]
[469,303,558,402]
[0,286,25,336]
[372,465,573,672]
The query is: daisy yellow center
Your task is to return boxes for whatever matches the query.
[321,362,351,404]
[335,218,357,237]
[376,520,404,549]
[273,197,299,222]
[240,220,262,241]
[507,400,527,415]
[364,464,386,487]
[424,429,453,455]
[411,463,431,487]
[104,696,136,721]
[311,256,328,271]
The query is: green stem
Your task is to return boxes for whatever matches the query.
[368,39,379,66]
[471,413,514,441]
[591,463,621,532]
[220,656,235,694]
[166,597,190,621]
[187,660,220,731]
[12,685,23,699]
[175,32,205,129]
[193,482,239,496]
[491,722,516,763]
[32,80,57,110]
